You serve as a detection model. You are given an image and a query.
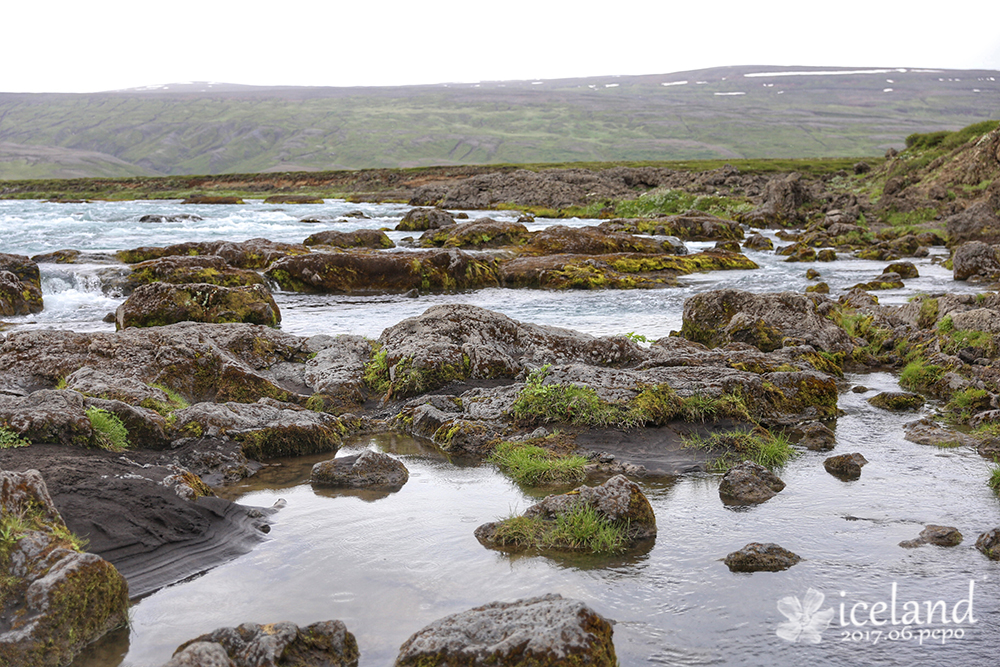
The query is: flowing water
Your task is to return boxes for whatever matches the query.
[1,199,997,666]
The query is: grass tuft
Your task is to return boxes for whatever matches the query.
[490,504,630,554]
[683,428,797,472]
[488,440,588,485]
[86,407,131,452]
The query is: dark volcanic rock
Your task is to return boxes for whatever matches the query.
[116,282,281,329]
[126,254,267,291]
[867,391,925,411]
[138,213,203,223]
[395,594,616,667]
[397,207,456,231]
[303,228,394,249]
[600,213,744,241]
[945,201,1000,246]
[795,421,836,450]
[824,452,868,480]
[0,253,43,315]
[724,542,801,572]
[953,241,1000,281]
[743,233,774,251]
[118,239,310,270]
[522,225,682,256]
[418,217,531,248]
[899,525,964,549]
[311,449,409,490]
[976,528,1000,560]
[743,173,812,226]
[164,620,359,667]
[718,460,786,505]
[0,469,130,667]
[903,418,980,447]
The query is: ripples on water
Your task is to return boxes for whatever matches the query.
[2,200,995,666]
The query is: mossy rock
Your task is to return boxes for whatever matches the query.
[397,207,456,231]
[867,391,925,411]
[418,218,531,249]
[180,195,244,204]
[126,254,266,290]
[116,282,280,329]
[263,194,324,204]
[303,229,394,249]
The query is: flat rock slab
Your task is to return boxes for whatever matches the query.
[164,620,359,667]
[724,542,801,572]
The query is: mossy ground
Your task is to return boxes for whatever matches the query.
[488,438,588,486]
[488,504,631,555]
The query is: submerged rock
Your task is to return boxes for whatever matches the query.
[824,452,868,480]
[795,421,836,451]
[900,525,964,549]
[126,255,267,291]
[395,594,616,667]
[718,460,786,505]
[867,391,925,411]
[0,469,130,667]
[311,449,409,490]
[116,282,281,329]
[164,620,359,667]
[724,542,801,572]
[903,418,980,447]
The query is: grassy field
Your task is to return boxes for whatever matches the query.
[1,66,997,179]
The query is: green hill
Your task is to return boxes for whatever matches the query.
[0,66,997,179]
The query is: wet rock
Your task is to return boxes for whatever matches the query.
[0,389,96,447]
[796,421,836,451]
[164,620,359,667]
[903,418,979,447]
[126,255,267,291]
[945,201,1000,246]
[522,225,683,256]
[138,213,203,223]
[395,594,615,667]
[718,460,786,505]
[778,243,816,262]
[181,196,243,204]
[851,385,869,393]
[311,449,409,490]
[744,233,774,251]
[0,253,43,315]
[806,268,821,280]
[419,218,531,248]
[884,261,919,279]
[118,239,309,270]
[976,528,1000,560]
[303,229,394,249]
[867,391,925,411]
[264,249,500,294]
[724,542,801,572]
[824,452,868,480]
[715,240,741,253]
[0,470,130,667]
[681,289,852,353]
[475,475,656,553]
[172,401,343,460]
[262,194,325,204]
[116,283,281,329]
[816,249,837,262]
[805,282,829,294]
[601,214,743,241]
[899,525,963,548]
[953,242,1000,281]
[397,207,456,231]
[302,335,374,412]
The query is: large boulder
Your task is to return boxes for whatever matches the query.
[521,225,682,256]
[264,249,501,293]
[397,207,456,231]
[0,469,130,667]
[824,452,868,480]
[418,218,531,248]
[302,335,374,412]
[743,173,812,226]
[681,289,852,353]
[395,594,616,667]
[126,255,267,291]
[945,201,1000,246]
[118,239,309,269]
[600,213,744,241]
[303,229,394,249]
[115,283,281,329]
[164,620,359,667]
[952,241,1000,281]
[311,449,409,490]
[0,253,43,315]
[976,528,1000,560]
[718,460,786,505]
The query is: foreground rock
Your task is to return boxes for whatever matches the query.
[164,620,359,667]
[824,453,868,480]
[395,594,616,667]
[724,543,801,572]
[952,241,1000,281]
[976,528,1000,560]
[311,449,409,490]
[0,469,130,667]
[119,239,310,269]
[899,525,963,548]
[419,218,531,248]
[475,475,656,554]
[116,283,281,329]
[718,460,786,505]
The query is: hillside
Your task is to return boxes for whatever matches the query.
[0,65,997,179]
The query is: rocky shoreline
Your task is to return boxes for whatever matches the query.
[2,123,1000,666]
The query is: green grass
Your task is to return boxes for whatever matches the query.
[0,426,29,449]
[989,461,1000,495]
[682,428,798,472]
[362,345,390,395]
[974,423,1000,439]
[899,357,945,392]
[489,504,630,554]
[488,440,588,486]
[509,365,620,427]
[86,407,131,452]
[945,388,992,422]
[140,383,190,416]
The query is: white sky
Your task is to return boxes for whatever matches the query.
[3,0,999,93]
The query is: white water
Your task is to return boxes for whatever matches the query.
[0,199,996,666]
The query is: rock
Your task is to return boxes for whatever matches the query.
[0,469,130,667]
[883,261,919,279]
[181,196,244,204]
[681,289,852,353]
[715,240,741,253]
[118,239,309,270]
[397,207,456,231]
[976,528,1000,560]
[903,418,980,447]
[262,194,325,204]
[0,253,43,315]
[806,268,821,280]
[724,542,801,572]
[522,225,683,256]
[264,249,500,294]
[126,254,267,291]
[0,389,97,447]
[303,229,395,249]
[778,243,816,262]
[805,282,829,294]
[165,620,358,667]
[718,460,786,505]
[743,173,812,226]
[743,233,774,251]
[475,475,656,553]
[395,594,615,667]
[601,214,743,241]
[900,525,963,548]
[138,213,204,223]
[795,421,836,451]
[302,335,374,412]
[945,202,1000,246]
[311,449,409,490]
[816,249,837,262]
[867,391,925,411]
[419,218,531,249]
[953,242,1000,281]
[824,452,868,480]
[116,282,281,329]
[854,161,871,174]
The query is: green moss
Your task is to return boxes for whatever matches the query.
[488,440,588,485]
[362,344,391,395]
[682,428,798,471]
[85,407,130,452]
[945,388,992,422]
[383,354,470,399]
[917,297,939,329]
[509,365,620,427]
[989,462,1000,495]
[235,424,342,460]
[139,383,190,416]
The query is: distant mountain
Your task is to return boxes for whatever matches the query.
[0,65,997,179]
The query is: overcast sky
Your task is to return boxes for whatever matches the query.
[3,0,999,93]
